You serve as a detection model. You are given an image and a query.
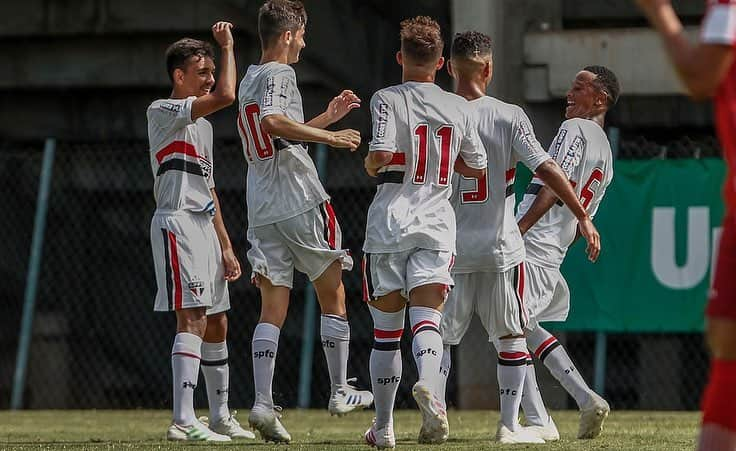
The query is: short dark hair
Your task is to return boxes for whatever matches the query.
[451,31,492,60]
[584,65,620,107]
[258,0,307,49]
[400,16,444,64]
[165,38,214,82]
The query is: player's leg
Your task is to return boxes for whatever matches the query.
[491,263,544,444]
[699,213,736,450]
[245,226,294,443]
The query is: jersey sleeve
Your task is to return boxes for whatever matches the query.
[458,113,487,169]
[511,107,551,171]
[547,121,586,184]
[701,1,736,46]
[147,97,195,131]
[368,91,397,152]
[260,66,296,119]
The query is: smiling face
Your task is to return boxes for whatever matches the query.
[175,56,216,98]
[565,70,607,119]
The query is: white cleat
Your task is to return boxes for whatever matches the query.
[248,404,292,443]
[578,392,610,439]
[496,422,545,444]
[199,411,256,439]
[524,416,560,441]
[364,418,396,449]
[329,378,374,416]
[412,380,449,444]
[166,419,232,442]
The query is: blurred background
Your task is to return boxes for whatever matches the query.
[0,0,721,414]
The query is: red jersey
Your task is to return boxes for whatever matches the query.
[702,0,736,210]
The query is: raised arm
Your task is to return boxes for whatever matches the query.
[191,22,237,120]
[637,0,734,100]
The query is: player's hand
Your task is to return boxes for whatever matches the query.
[212,21,234,48]
[578,216,600,262]
[364,155,379,177]
[222,248,242,281]
[327,129,361,151]
[325,90,361,124]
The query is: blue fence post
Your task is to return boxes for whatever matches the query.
[11,138,56,410]
[593,331,607,395]
[297,143,329,408]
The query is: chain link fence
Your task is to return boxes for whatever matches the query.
[0,135,719,411]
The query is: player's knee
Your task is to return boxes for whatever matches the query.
[176,308,207,337]
[205,313,228,340]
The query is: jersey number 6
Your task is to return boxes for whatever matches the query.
[580,167,604,209]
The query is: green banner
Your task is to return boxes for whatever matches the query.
[516,158,726,333]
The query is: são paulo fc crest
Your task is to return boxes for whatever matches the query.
[188,279,205,297]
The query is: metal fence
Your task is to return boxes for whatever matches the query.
[0,135,719,411]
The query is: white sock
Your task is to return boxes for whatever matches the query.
[527,326,591,409]
[497,337,528,431]
[520,356,550,426]
[252,322,280,408]
[201,341,230,424]
[171,332,202,426]
[369,305,405,429]
[438,344,451,410]
[409,306,443,391]
[320,314,350,391]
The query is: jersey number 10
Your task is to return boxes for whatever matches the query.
[413,124,454,186]
[238,103,275,162]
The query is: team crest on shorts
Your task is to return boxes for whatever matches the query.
[188,279,205,298]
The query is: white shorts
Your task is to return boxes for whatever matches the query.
[151,212,230,314]
[247,201,353,288]
[524,261,570,330]
[441,263,528,343]
[361,248,455,301]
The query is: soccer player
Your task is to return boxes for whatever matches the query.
[361,17,488,449]
[636,1,736,449]
[147,22,253,441]
[516,65,619,440]
[238,0,371,443]
[438,31,603,444]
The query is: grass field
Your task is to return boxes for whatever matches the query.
[0,409,698,450]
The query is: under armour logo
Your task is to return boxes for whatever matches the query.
[216,388,229,395]
[182,381,196,390]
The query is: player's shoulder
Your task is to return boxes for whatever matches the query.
[147,97,192,121]
[474,95,525,119]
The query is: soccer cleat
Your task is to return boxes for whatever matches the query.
[496,422,545,444]
[364,418,395,449]
[524,416,560,441]
[578,393,610,439]
[248,404,292,443]
[412,380,449,444]
[329,378,375,416]
[166,419,232,442]
[198,411,256,439]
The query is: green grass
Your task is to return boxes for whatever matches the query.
[0,409,698,450]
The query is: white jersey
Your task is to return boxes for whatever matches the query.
[363,82,487,253]
[147,96,215,215]
[517,118,613,269]
[237,62,329,227]
[450,96,551,273]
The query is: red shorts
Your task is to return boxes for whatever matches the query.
[707,212,736,320]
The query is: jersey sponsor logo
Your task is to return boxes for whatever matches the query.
[518,119,536,150]
[376,103,389,139]
[264,77,276,107]
[551,129,567,159]
[560,135,585,173]
[198,156,212,179]
[159,102,182,114]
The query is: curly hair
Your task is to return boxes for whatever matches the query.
[584,65,620,107]
[451,31,492,60]
[400,16,444,64]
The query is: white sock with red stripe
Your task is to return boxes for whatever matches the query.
[171,332,202,426]
[497,337,528,431]
[520,356,551,427]
[409,306,443,391]
[252,322,280,408]
[320,314,350,391]
[438,344,451,410]
[201,341,229,424]
[369,305,405,429]
[527,326,591,409]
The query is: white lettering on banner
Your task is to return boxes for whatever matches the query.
[651,207,713,289]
